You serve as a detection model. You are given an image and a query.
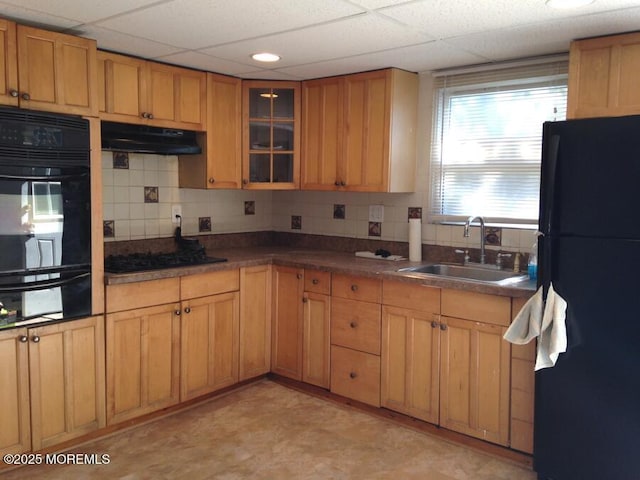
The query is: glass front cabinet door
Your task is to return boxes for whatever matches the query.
[242,81,300,189]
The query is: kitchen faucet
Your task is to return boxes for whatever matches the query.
[464,215,486,264]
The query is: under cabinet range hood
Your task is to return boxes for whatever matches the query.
[100,121,202,155]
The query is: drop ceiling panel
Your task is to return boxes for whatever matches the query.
[201,13,433,68]
[278,41,486,78]
[446,7,640,61]
[379,0,640,39]
[155,51,258,76]
[93,0,365,49]
[78,25,183,58]
[0,2,79,30]
[0,0,163,23]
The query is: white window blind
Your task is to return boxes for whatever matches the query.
[430,57,568,223]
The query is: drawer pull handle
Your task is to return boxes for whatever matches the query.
[312,278,319,285]
[440,324,447,331]
[349,372,357,379]
[351,284,358,292]
[431,321,438,328]
[349,321,357,329]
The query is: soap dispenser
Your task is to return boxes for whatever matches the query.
[528,240,538,280]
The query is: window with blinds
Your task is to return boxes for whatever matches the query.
[430,57,568,223]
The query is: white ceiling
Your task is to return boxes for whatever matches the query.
[2,0,640,79]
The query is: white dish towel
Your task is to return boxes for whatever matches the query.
[503,282,568,370]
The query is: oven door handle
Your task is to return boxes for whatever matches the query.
[0,271,90,293]
[0,172,88,181]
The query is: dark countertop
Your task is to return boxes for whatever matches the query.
[104,247,536,298]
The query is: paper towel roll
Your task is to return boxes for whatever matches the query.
[409,218,422,262]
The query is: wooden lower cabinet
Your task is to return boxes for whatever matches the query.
[302,291,330,388]
[239,265,272,381]
[271,265,304,380]
[180,292,240,401]
[106,304,180,425]
[439,316,511,446]
[0,316,105,455]
[330,345,381,407]
[381,306,440,424]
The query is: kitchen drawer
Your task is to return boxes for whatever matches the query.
[106,277,180,312]
[304,269,331,295]
[332,274,381,303]
[331,297,381,355]
[330,345,381,407]
[382,280,440,312]
[180,269,240,299]
[441,289,511,326]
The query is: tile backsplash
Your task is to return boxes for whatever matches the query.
[102,152,272,242]
[102,152,536,253]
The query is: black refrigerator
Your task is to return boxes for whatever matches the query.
[535,115,640,479]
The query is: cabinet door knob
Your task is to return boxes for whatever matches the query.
[349,321,357,329]
[9,89,18,98]
[242,179,248,185]
[351,284,358,292]
[296,273,302,280]
[19,335,28,343]
[141,112,148,119]
[302,297,308,303]
[340,181,346,187]
[440,324,447,331]
[184,307,191,314]
[31,335,40,343]
[21,92,30,101]
[431,320,438,329]
[208,177,215,184]
[312,278,319,285]
[334,180,340,186]
[175,310,181,316]
[148,113,154,119]
[349,372,357,379]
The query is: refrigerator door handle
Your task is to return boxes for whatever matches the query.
[540,131,561,235]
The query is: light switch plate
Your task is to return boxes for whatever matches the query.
[171,204,182,224]
[369,204,384,222]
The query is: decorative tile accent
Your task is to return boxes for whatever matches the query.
[408,207,422,220]
[103,220,115,238]
[244,201,255,215]
[333,204,345,220]
[368,222,381,237]
[144,186,159,203]
[199,217,212,233]
[291,215,302,230]
[113,152,129,169]
[485,227,502,246]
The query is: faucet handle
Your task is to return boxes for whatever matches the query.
[455,249,470,265]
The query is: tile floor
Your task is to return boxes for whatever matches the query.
[1,380,537,479]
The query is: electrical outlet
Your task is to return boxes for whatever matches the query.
[369,204,384,222]
[171,204,182,224]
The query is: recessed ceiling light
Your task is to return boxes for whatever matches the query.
[546,0,595,9]
[251,52,281,63]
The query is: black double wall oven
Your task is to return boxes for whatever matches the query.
[0,106,91,328]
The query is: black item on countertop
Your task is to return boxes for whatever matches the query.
[374,248,391,258]
[534,115,640,480]
[104,250,226,273]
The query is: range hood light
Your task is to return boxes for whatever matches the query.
[251,52,281,62]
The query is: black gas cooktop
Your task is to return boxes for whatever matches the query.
[104,250,227,273]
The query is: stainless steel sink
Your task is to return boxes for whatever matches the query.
[397,264,529,285]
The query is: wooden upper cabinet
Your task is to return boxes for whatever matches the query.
[301,68,417,192]
[98,50,206,129]
[15,25,98,116]
[0,19,18,107]
[179,72,242,189]
[568,31,640,119]
[301,76,343,190]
